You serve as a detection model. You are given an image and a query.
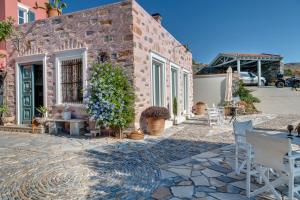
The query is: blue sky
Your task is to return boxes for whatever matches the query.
[63,0,300,64]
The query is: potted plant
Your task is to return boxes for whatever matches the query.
[128,129,144,140]
[36,106,48,124]
[62,104,71,120]
[173,97,178,125]
[144,106,170,136]
[34,0,67,17]
[86,63,135,139]
[195,101,205,115]
[0,104,14,126]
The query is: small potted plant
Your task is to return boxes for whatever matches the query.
[144,106,170,136]
[36,106,48,124]
[34,0,67,17]
[173,97,178,125]
[195,101,205,115]
[62,104,71,120]
[0,104,14,126]
[128,129,144,140]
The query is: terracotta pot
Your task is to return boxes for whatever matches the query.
[1,116,15,126]
[147,118,165,136]
[48,8,60,17]
[224,107,231,116]
[129,129,144,140]
[195,102,205,115]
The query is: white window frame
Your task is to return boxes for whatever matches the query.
[170,62,180,117]
[150,52,166,107]
[55,48,88,106]
[18,3,29,24]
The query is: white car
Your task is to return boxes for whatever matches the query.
[240,72,266,86]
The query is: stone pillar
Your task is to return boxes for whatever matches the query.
[237,59,241,74]
[257,59,262,86]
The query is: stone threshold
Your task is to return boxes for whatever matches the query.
[0,125,44,134]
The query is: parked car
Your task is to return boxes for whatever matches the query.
[240,72,266,86]
[275,73,300,88]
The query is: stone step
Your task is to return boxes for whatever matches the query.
[0,125,44,134]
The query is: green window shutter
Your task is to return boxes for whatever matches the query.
[28,11,36,23]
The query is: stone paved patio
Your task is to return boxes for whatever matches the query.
[0,114,299,199]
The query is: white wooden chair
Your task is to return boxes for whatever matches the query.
[246,131,300,200]
[233,120,253,175]
[206,107,220,126]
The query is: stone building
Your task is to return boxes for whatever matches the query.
[5,0,193,128]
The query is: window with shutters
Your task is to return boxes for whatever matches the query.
[60,59,83,103]
[17,3,35,24]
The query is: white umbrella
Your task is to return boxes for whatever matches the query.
[225,67,233,102]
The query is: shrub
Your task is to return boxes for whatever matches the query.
[173,97,178,116]
[86,63,135,130]
[143,106,171,120]
[236,81,260,104]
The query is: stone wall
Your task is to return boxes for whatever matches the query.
[131,0,193,127]
[6,0,134,119]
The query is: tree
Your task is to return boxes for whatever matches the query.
[86,63,135,134]
[0,17,14,42]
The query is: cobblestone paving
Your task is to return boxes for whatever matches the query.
[0,114,299,199]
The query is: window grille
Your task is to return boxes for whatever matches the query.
[61,58,83,103]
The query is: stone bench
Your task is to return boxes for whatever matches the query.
[48,119,86,136]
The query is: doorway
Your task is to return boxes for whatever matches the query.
[19,64,44,124]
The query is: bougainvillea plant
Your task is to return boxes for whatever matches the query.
[85,63,135,131]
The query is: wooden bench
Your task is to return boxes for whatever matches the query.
[48,119,86,136]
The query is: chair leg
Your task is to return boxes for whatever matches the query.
[288,174,294,200]
[246,146,251,198]
[235,145,240,175]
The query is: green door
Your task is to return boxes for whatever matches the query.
[20,65,34,124]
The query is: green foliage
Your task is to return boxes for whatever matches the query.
[87,63,135,130]
[0,17,14,42]
[173,97,178,116]
[236,81,260,104]
[35,0,67,14]
[36,106,48,117]
[284,69,294,76]
[143,106,170,120]
[0,104,8,116]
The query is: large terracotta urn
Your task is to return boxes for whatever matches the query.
[147,117,165,136]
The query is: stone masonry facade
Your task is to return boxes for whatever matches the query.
[5,0,193,128]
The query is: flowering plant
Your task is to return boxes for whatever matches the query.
[85,63,135,130]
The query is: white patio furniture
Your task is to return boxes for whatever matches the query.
[206,106,222,126]
[246,131,300,200]
[233,120,253,175]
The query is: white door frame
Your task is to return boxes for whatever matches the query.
[170,62,180,117]
[15,54,47,124]
[183,70,190,115]
[150,52,166,107]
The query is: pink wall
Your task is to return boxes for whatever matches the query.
[0,0,48,21]
[0,0,48,67]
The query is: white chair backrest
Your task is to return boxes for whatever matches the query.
[246,131,291,171]
[233,120,253,144]
[233,120,253,136]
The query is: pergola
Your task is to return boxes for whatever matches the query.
[208,53,283,86]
